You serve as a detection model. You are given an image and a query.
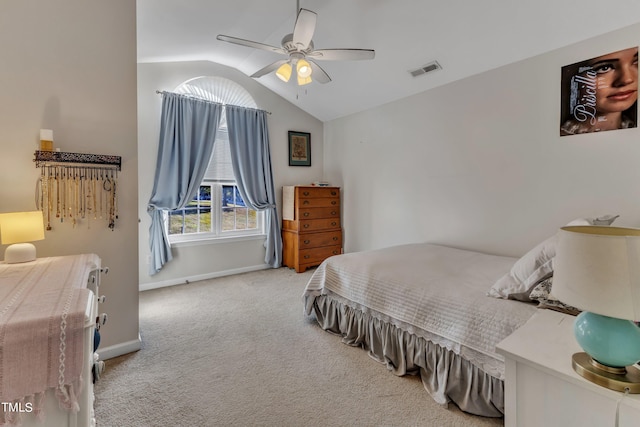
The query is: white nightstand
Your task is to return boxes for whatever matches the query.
[496,310,640,427]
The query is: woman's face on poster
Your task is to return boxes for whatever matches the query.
[588,47,638,115]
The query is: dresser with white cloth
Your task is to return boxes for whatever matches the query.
[0,254,105,427]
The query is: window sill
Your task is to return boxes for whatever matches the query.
[170,233,267,248]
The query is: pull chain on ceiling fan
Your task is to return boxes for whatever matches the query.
[216,0,375,86]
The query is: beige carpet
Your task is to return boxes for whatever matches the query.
[94,267,504,427]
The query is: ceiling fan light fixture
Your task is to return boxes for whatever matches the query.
[218,5,375,86]
[276,62,292,82]
[297,58,312,78]
[297,74,313,86]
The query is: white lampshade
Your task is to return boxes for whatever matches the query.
[553,226,640,321]
[296,59,312,78]
[276,62,292,82]
[297,75,313,86]
[0,211,45,263]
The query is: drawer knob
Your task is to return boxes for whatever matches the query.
[303,191,310,196]
[333,237,338,241]
[331,201,337,205]
[304,240,311,244]
[303,224,310,228]
[332,250,339,255]
[303,212,310,217]
[304,255,310,259]
[303,200,310,205]
[331,191,337,196]
[331,222,337,226]
[331,211,337,215]
[97,313,108,326]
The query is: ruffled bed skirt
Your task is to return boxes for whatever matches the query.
[306,294,504,418]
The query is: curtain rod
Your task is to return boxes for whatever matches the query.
[155,90,271,115]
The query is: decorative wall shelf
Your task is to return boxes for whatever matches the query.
[33,150,121,230]
[34,150,121,170]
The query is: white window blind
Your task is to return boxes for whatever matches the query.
[204,129,235,181]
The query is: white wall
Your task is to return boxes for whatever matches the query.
[325,23,640,258]
[138,61,324,288]
[0,1,139,356]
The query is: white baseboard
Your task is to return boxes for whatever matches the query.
[139,264,270,291]
[98,335,142,360]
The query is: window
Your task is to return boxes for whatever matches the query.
[168,182,262,240]
[167,77,264,243]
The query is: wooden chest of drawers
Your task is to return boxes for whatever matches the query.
[282,186,342,273]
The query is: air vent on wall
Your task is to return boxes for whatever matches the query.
[409,61,442,77]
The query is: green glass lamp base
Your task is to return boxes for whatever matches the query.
[574,311,640,367]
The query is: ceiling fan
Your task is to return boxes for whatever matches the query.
[216,1,375,86]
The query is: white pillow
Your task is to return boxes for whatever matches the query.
[488,234,557,301]
[487,215,619,301]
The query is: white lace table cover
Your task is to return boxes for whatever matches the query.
[0,254,98,420]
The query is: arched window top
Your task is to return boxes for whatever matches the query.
[174,76,257,109]
[172,75,257,180]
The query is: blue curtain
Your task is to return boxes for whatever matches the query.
[147,92,223,275]
[225,105,282,268]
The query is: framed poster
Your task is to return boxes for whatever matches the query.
[288,131,311,166]
[560,46,638,136]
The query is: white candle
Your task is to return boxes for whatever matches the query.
[40,129,53,141]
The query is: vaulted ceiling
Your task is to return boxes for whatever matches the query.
[137,0,640,122]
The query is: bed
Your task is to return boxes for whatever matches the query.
[302,242,545,417]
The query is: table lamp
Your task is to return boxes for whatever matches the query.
[0,211,45,263]
[553,226,640,393]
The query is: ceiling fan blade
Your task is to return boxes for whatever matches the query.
[250,59,289,78]
[308,60,331,84]
[217,34,286,55]
[292,8,317,50]
[309,48,375,61]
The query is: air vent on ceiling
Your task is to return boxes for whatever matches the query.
[409,61,442,77]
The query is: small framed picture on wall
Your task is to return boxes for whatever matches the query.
[288,131,311,166]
